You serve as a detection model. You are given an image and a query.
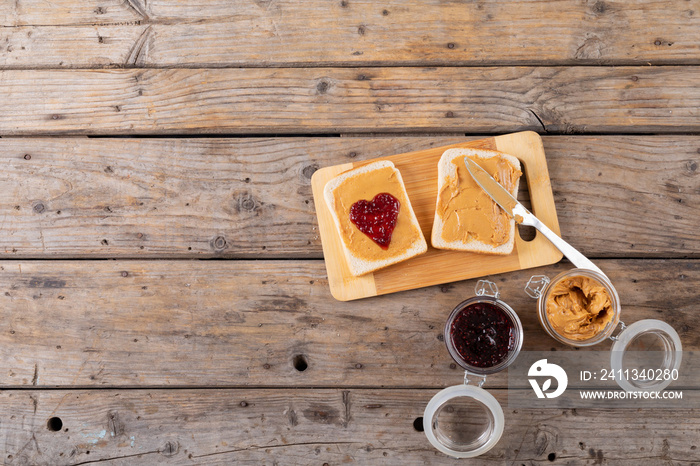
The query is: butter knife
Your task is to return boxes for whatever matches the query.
[464,157,605,277]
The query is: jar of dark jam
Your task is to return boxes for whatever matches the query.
[445,294,523,375]
[423,280,523,458]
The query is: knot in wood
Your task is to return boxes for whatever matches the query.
[316,80,330,94]
[302,164,318,179]
[534,425,558,456]
[592,0,607,14]
[213,236,227,250]
[160,441,179,457]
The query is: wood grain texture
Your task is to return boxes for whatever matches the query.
[0,259,696,388]
[3,0,698,461]
[0,67,700,135]
[2,388,698,465]
[1,1,699,67]
[0,136,697,258]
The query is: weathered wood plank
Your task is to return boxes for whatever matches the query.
[2,1,699,67]
[0,259,696,387]
[0,136,697,258]
[0,67,699,135]
[1,388,697,465]
[1,25,147,69]
[0,0,141,26]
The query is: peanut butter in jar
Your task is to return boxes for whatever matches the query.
[545,275,613,341]
[535,269,621,347]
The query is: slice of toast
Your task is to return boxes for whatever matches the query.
[324,160,427,276]
[431,148,522,255]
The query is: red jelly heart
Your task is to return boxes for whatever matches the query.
[349,193,400,249]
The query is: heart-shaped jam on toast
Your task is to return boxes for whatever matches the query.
[349,193,400,249]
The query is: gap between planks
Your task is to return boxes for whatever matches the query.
[2,385,700,391]
[3,62,700,71]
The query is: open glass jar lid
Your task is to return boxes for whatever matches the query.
[609,319,682,392]
[526,268,683,392]
[423,280,522,458]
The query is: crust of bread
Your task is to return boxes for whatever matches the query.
[324,160,427,276]
[431,148,521,255]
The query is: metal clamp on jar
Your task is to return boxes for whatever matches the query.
[526,268,682,393]
[423,280,522,458]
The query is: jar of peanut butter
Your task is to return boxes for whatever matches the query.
[529,268,621,346]
[526,267,682,392]
[423,280,522,458]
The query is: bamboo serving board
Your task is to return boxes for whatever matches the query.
[311,131,563,301]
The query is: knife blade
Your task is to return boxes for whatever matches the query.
[463,157,523,222]
[463,156,606,277]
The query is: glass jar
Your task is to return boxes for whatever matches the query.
[526,267,682,392]
[534,268,620,347]
[444,294,523,374]
[423,280,522,458]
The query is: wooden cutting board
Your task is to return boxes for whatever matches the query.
[311,131,563,301]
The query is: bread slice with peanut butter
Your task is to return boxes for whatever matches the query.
[431,148,522,255]
[324,160,427,276]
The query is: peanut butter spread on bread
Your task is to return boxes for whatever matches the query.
[545,276,613,341]
[436,155,521,246]
[332,166,422,262]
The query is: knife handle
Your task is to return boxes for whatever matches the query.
[514,205,606,277]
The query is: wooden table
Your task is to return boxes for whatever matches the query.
[1,1,699,464]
